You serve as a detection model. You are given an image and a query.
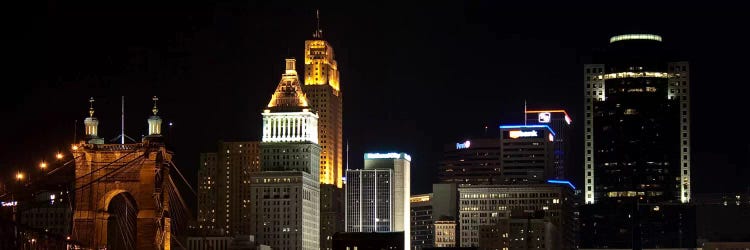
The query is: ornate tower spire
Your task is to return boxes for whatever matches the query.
[147,96,163,136]
[262,58,318,144]
[83,97,103,144]
[152,96,159,116]
[266,58,310,111]
[88,97,95,117]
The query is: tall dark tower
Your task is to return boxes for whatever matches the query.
[580,34,695,249]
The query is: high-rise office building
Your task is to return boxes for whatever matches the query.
[249,58,320,250]
[524,110,572,179]
[583,34,690,204]
[411,194,433,250]
[499,124,557,184]
[458,181,575,249]
[197,141,261,235]
[302,12,345,250]
[580,33,694,249]
[439,138,502,185]
[345,168,393,232]
[344,153,411,249]
[365,152,411,250]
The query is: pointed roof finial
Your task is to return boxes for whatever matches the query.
[88,97,95,117]
[152,96,159,116]
[313,9,323,38]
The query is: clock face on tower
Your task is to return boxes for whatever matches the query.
[538,112,551,123]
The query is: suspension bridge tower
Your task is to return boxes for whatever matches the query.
[72,97,177,249]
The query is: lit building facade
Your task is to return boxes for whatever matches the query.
[458,182,575,249]
[345,168,393,232]
[197,141,261,235]
[583,34,691,205]
[249,58,320,250]
[439,138,502,185]
[499,125,557,184]
[580,33,695,249]
[411,194,433,250]
[524,110,572,179]
[433,220,456,248]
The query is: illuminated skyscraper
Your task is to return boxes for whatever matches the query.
[302,12,345,250]
[303,11,343,188]
[580,34,695,249]
[583,33,690,205]
[249,58,320,250]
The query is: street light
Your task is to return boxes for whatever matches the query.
[15,172,24,181]
[40,161,47,169]
[56,152,64,160]
[72,145,79,151]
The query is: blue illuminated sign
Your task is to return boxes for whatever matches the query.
[456,140,471,149]
[499,124,556,136]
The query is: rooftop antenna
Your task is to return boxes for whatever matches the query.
[313,9,322,38]
[346,140,349,172]
[111,96,135,144]
[121,96,125,144]
[524,99,527,125]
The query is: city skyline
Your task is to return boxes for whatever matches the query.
[2,2,749,202]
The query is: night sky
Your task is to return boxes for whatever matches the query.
[2,1,749,208]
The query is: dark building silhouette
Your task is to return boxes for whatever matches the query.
[438,138,502,185]
[333,232,404,250]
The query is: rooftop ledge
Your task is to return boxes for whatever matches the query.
[610,34,663,43]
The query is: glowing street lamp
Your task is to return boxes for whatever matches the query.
[72,145,79,151]
[40,161,48,169]
[56,153,64,160]
[15,172,24,181]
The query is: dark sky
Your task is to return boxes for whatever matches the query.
[2,1,749,205]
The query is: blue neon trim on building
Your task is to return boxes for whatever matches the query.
[547,179,576,189]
